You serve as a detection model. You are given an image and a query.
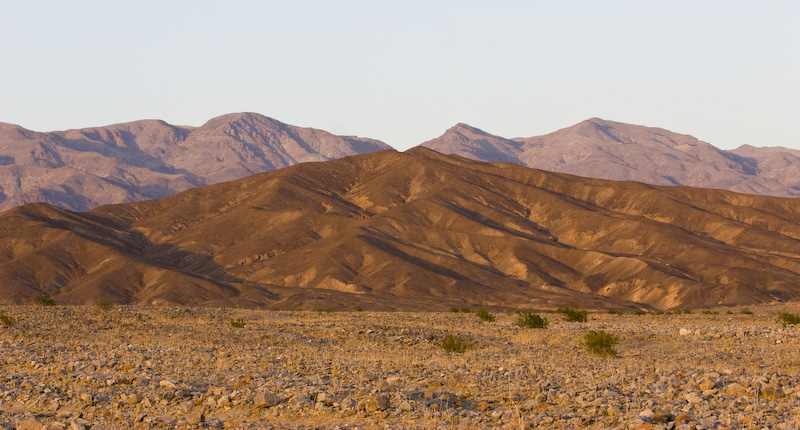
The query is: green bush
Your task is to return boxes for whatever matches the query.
[476,309,495,322]
[313,308,334,313]
[0,313,15,327]
[515,311,548,329]
[96,298,114,310]
[439,333,469,353]
[460,307,472,313]
[740,308,753,315]
[607,309,623,315]
[230,318,245,328]
[449,307,459,313]
[777,312,800,326]
[557,307,588,323]
[34,295,55,306]
[584,330,618,357]
[634,310,648,315]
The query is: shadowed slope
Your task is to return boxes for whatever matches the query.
[2,149,800,309]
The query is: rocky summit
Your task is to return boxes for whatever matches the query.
[2,148,799,310]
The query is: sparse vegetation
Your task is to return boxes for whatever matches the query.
[313,308,334,313]
[230,318,245,328]
[607,309,623,315]
[95,298,114,310]
[702,310,718,315]
[557,306,588,323]
[678,308,693,314]
[584,330,618,357]
[740,308,753,315]
[476,309,495,322]
[460,307,472,313]
[0,313,15,327]
[439,333,469,353]
[355,307,363,312]
[34,294,55,306]
[634,309,648,315]
[449,307,459,313]
[777,312,800,326]
[515,311,548,329]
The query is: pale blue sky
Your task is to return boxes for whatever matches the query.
[1,1,798,150]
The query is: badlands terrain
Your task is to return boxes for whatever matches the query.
[2,149,800,309]
[1,305,799,429]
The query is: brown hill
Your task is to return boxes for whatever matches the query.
[422,118,800,197]
[3,149,800,310]
[0,113,390,211]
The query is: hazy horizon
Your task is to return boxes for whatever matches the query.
[2,1,798,151]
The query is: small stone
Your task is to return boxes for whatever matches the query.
[254,391,282,408]
[159,380,177,389]
[699,378,716,391]
[398,400,413,412]
[652,408,674,424]
[608,406,623,416]
[639,408,655,420]
[18,418,43,430]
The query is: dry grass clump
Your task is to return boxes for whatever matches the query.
[515,311,548,329]
[557,306,588,323]
[439,333,470,353]
[584,330,618,357]
[476,309,495,322]
[33,294,55,306]
[777,311,800,326]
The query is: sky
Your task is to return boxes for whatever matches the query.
[1,1,799,151]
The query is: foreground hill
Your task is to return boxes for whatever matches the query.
[0,113,390,211]
[422,119,800,197]
[2,149,800,310]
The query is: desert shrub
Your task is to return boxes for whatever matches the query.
[515,311,548,329]
[701,310,718,315]
[607,309,623,315]
[777,312,800,326]
[726,310,735,315]
[96,298,114,310]
[439,333,469,353]
[476,309,495,322]
[634,309,648,315]
[460,308,472,313]
[230,318,245,328]
[557,307,588,323]
[449,307,459,313]
[355,307,363,312]
[740,308,753,315]
[313,308,334,313]
[34,295,55,306]
[654,310,665,315]
[0,313,15,327]
[584,330,618,357]
[679,308,693,314]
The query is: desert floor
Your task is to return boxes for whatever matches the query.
[1,305,799,429]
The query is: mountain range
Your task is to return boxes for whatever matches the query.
[1,114,799,213]
[422,118,800,198]
[2,148,799,310]
[0,113,390,211]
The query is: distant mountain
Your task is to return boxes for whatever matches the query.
[2,148,799,310]
[0,113,391,211]
[422,118,800,197]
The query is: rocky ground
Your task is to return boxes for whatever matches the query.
[0,305,799,429]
